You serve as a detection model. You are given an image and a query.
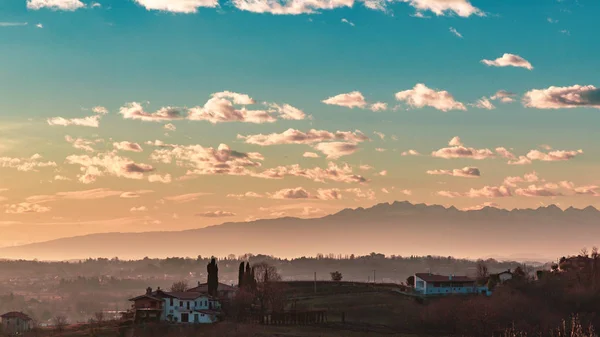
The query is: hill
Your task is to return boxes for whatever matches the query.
[0,201,598,261]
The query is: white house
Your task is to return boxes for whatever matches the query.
[1,312,33,334]
[496,270,513,283]
[414,273,491,296]
[129,288,221,324]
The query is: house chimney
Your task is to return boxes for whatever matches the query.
[146,287,152,295]
[157,286,161,291]
[198,281,201,286]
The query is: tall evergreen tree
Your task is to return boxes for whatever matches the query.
[238,262,245,288]
[207,257,219,296]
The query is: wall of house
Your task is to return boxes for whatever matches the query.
[161,296,218,324]
[134,298,161,309]
[422,283,491,296]
[414,275,427,293]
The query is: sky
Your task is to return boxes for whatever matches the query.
[1,0,600,248]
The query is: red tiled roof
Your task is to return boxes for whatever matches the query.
[128,294,163,302]
[415,273,474,283]
[164,292,211,300]
[1,312,32,320]
[186,282,237,293]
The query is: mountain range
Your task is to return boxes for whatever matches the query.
[1,201,598,261]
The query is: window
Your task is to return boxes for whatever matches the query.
[170,298,173,306]
[194,314,199,322]
[180,301,183,307]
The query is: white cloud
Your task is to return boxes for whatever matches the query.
[523,85,600,109]
[322,91,367,109]
[508,156,532,165]
[481,53,533,70]
[113,141,144,153]
[0,22,28,27]
[515,184,562,197]
[473,97,495,110]
[132,0,218,13]
[395,83,466,111]
[65,152,155,184]
[197,210,236,217]
[257,162,367,184]
[187,92,279,124]
[54,175,71,181]
[303,152,320,158]
[313,142,359,159]
[341,18,355,26]
[503,171,539,187]
[120,103,185,122]
[463,202,498,211]
[130,206,148,212]
[231,0,353,15]
[92,106,108,114]
[345,188,376,200]
[164,193,211,203]
[164,123,177,131]
[27,0,85,11]
[227,191,263,199]
[448,136,462,146]
[270,187,311,199]
[0,154,56,172]
[370,102,388,111]
[148,173,172,183]
[65,135,95,152]
[375,148,386,152]
[426,166,480,178]
[432,137,494,160]
[267,103,306,120]
[490,90,516,103]
[526,149,583,162]
[438,185,511,198]
[36,23,44,28]
[373,131,385,140]
[47,115,101,127]
[239,128,368,146]
[401,149,420,156]
[449,27,462,38]
[5,202,51,214]
[401,0,483,17]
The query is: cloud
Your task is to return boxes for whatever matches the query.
[5,202,51,214]
[269,187,311,199]
[197,210,236,217]
[341,18,355,26]
[316,188,342,200]
[449,27,462,38]
[378,170,387,176]
[526,149,583,162]
[120,103,185,122]
[227,191,263,199]
[432,138,494,160]
[301,207,324,216]
[132,0,218,13]
[92,106,108,114]
[547,17,558,24]
[148,173,172,183]
[36,23,44,28]
[266,103,306,120]
[438,185,511,198]
[481,53,533,70]
[188,92,285,124]
[345,188,376,200]
[395,83,466,111]
[370,102,388,111]
[473,97,495,110]
[54,175,71,181]
[231,0,354,15]
[373,132,385,140]
[0,154,56,172]
[426,166,480,178]
[448,136,462,146]
[400,189,412,195]
[149,143,263,177]
[462,202,498,211]
[359,164,373,171]
[515,184,562,197]
[523,85,600,109]
[490,90,516,103]
[503,171,539,187]
[313,142,359,159]
[164,123,176,131]
[257,162,367,184]
[303,152,320,158]
[0,22,28,27]
[91,1,101,7]
[27,0,85,11]
[239,128,368,146]
[47,115,101,127]
[322,91,367,109]
[65,135,95,152]
[164,193,211,203]
[560,181,600,196]
[401,149,420,156]
[65,152,155,184]
[375,148,386,152]
[113,141,144,152]
[495,147,515,160]
[508,156,532,165]
[119,190,153,198]
[130,206,148,212]
[25,188,127,204]
[401,0,483,17]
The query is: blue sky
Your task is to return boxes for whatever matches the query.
[1,0,599,246]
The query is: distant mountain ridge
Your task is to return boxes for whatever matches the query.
[1,201,598,261]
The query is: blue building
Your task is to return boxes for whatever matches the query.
[414,273,491,296]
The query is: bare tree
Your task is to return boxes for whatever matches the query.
[170,280,188,292]
[53,315,68,333]
[94,311,105,326]
[476,261,489,284]
[253,262,286,313]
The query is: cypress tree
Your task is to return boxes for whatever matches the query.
[207,257,219,296]
[238,262,245,288]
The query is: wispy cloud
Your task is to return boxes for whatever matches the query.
[449,27,463,38]
[0,22,28,27]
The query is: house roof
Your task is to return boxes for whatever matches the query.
[497,270,512,276]
[1,312,32,320]
[163,292,211,300]
[128,294,163,302]
[186,282,237,293]
[415,273,474,283]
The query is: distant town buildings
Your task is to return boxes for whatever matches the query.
[1,311,33,334]
[413,273,491,296]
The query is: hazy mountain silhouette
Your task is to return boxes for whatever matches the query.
[1,201,598,261]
